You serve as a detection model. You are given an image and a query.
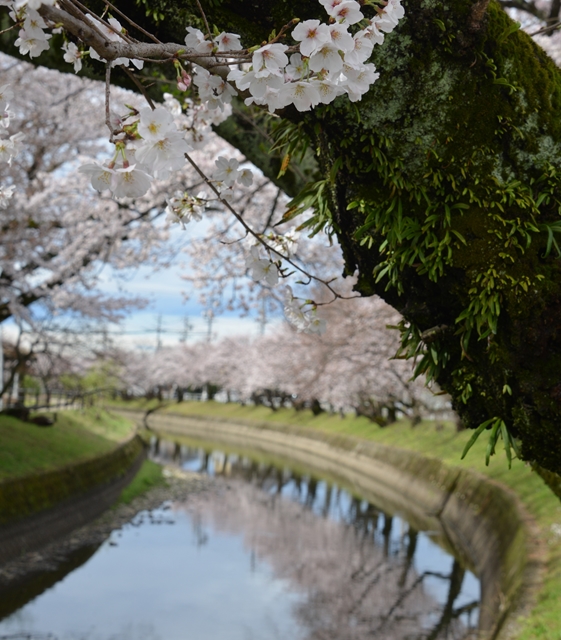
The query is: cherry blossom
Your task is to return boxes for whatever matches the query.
[279,81,321,112]
[78,160,116,192]
[292,19,331,57]
[332,0,364,24]
[214,156,240,186]
[22,7,47,37]
[0,84,13,112]
[309,43,344,74]
[341,63,380,101]
[238,168,254,187]
[285,53,305,81]
[111,163,152,199]
[137,107,175,142]
[165,191,207,228]
[0,184,15,208]
[253,44,289,78]
[185,26,213,53]
[14,28,51,57]
[193,66,237,111]
[328,23,354,52]
[246,246,279,287]
[215,32,243,52]
[62,41,82,73]
[344,31,375,67]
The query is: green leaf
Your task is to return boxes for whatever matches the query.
[461,418,495,460]
[500,421,512,469]
[329,157,344,183]
[485,420,501,466]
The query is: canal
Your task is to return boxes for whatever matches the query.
[0,434,480,640]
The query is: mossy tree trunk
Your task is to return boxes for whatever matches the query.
[200,0,561,476]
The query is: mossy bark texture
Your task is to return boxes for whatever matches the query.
[197,0,561,476]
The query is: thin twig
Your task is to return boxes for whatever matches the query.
[194,0,213,42]
[67,0,135,44]
[0,23,19,36]
[268,19,300,45]
[59,0,111,43]
[231,106,308,184]
[122,67,156,110]
[529,20,561,35]
[105,63,114,139]
[184,153,356,303]
[102,0,162,44]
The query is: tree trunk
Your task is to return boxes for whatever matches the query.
[200,0,561,476]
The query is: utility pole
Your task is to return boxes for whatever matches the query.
[155,314,163,352]
[203,310,214,343]
[180,316,194,344]
[257,298,268,336]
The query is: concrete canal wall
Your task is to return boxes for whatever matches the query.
[126,409,544,640]
[0,434,146,565]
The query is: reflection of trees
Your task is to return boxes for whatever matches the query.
[174,473,478,640]
[151,439,478,639]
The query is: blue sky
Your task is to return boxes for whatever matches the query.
[97,260,280,351]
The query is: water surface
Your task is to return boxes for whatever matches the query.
[0,437,480,640]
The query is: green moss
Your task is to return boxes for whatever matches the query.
[277,0,561,477]
[0,435,144,524]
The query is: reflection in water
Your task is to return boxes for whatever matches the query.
[152,437,480,640]
[0,437,480,640]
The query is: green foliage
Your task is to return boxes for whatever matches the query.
[60,361,122,394]
[134,0,165,23]
[22,375,41,393]
[461,416,520,468]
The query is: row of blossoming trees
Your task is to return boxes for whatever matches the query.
[115,296,445,425]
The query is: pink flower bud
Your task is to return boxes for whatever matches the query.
[177,70,192,92]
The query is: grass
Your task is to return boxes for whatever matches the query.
[0,408,136,481]
[116,459,166,505]
[124,399,561,640]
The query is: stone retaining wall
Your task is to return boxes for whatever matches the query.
[0,435,146,565]
[129,409,543,640]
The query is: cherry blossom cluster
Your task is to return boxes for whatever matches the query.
[78,105,191,198]
[212,155,254,201]
[10,2,54,58]
[61,16,143,74]
[226,0,405,112]
[0,0,404,335]
[284,286,327,334]
[0,83,23,209]
[165,190,207,229]
[245,243,280,287]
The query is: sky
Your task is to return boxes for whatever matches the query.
[94,252,282,352]
[0,242,282,353]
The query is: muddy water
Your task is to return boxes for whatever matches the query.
[0,437,480,640]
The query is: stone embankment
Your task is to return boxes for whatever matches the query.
[0,467,214,620]
[121,408,544,640]
[0,434,145,566]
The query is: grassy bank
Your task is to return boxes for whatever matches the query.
[116,459,165,505]
[0,408,165,506]
[118,399,561,640]
[0,408,134,481]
